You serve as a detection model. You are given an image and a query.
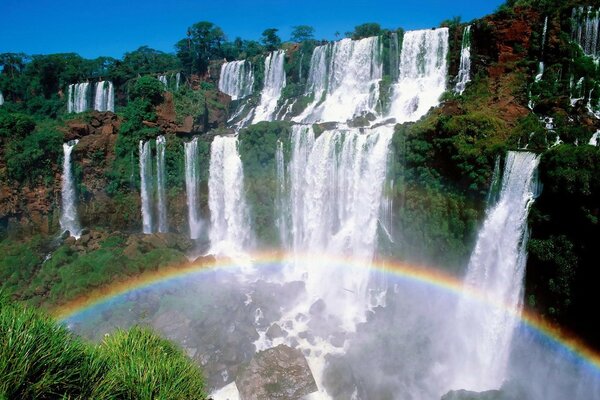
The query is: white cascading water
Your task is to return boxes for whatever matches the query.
[452,151,541,392]
[0,91,4,106]
[158,75,168,88]
[219,60,255,100]
[389,31,400,82]
[455,25,472,94]
[285,125,394,327]
[535,17,548,82]
[60,140,81,238]
[388,28,449,123]
[275,139,287,247]
[589,130,599,146]
[139,140,154,234]
[210,30,449,399]
[208,136,250,255]
[294,36,382,123]
[572,6,600,58]
[67,83,90,113]
[156,135,168,233]
[252,50,286,123]
[184,137,203,240]
[94,81,114,112]
[176,72,181,90]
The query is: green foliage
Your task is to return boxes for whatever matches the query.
[388,117,489,269]
[348,23,382,39]
[92,327,206,399]
[0,110,36,138]
[0,295,92,399]
[239,121,291,245]
[108,96,159,194]
[290,25,315,42]
[0,237,45,296]
[261,28,282,51]
[0,52,118,118]
[130,76,165,105]
[5,127,62,183]
[109,46,180,87]
[0,297,207,399]
[14,236,187,306]
[526,144,600,347]
[176,21,226,75]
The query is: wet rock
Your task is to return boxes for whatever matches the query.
[309,299,326,316]
[235,344,318,400]
[329,332,346,348]
[266,323,286,340]
[193,254,217,265]
[77,233,91,246]
[347,115,370,128]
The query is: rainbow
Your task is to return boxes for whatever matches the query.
[54,251,600,373]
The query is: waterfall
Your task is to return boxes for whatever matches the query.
[589,130,599,145]
[389,28,449,123]
[294,36,382,123]
[452,151,541,392]
[176,72,181,90]
[572,7,600,58]
[60,140,81,238]
[208,136,250,256]
[156,135,168,233]
[455,25,472,94]
[535,17,548,82]
[158,75,168,88]
[184,137,203,240]
[275,139,288,248]
[94,81,114,112]
[486,155,502,207]
[390,31,400,82]
[252,50,286,123]
[283,124,394,328]
[0,91,4,106]
[68,83,90,113]
[218,60,255,100]
[139,140,154,234]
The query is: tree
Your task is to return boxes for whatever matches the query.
[261,28,282,52]
[290,25,315,43]
[349,23,382,39]
[129,76,164,105]
[176,21,225,75]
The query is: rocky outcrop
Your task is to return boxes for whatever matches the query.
[235,344,317,400]
[64,111,120,141]
[122,232,193,258]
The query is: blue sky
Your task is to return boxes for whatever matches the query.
[0,0,505,59]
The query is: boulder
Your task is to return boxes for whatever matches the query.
[266,323,286,340]
[235,344,318,400]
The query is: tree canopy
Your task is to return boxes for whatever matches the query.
[176,21,226,75]
[290,25,315,42]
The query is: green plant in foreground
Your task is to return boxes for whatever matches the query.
[91,327,207,399]
[0,295,207,399]
[0,294,90,399]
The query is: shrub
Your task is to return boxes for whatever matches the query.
[91,327,207,399]
[0,296,208,400]
[130,76,164,105]
[5,127,62,183]
[0,295,91,399]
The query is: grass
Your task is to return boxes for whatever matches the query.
[0,294,208,399]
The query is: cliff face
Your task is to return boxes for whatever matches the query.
[0,86,228,236]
